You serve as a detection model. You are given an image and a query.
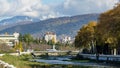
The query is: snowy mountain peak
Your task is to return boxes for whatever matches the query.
[0,16,40,26]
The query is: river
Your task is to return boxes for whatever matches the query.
[31,56,119,68]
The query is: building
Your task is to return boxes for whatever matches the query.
[0,32,19,46]
[62,36,71,43]
[44,32,57,43]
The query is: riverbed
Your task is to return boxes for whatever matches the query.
[31,56,120,68]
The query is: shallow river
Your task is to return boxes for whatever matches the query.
[32,56,120,68]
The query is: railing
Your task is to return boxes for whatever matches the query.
[79,54,120,58]
[33,51,79,56]
[34,51,79,53]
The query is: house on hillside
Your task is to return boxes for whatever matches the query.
[0,32,19,46]
[44,32,57,43]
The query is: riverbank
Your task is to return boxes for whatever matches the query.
[0,54,51,68]
[0,54,120,68]
[0,54,95,68]
[0,60,16,68]
[34,55,120,68]
[71,54,120,67]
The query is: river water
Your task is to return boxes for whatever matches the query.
[32,56,119,68]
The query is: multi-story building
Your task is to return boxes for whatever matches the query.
[0,32,19,46]
[44,32,57,43]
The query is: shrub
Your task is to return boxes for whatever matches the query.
[0,43,15,53]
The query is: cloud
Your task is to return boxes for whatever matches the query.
[0,0,119,20]
[0,0,60,20]
[0,0,11,15]
[57,0,119,15]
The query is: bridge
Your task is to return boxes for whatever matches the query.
[33,51,79,56]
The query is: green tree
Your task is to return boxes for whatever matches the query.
[23,34,34,45]
[19,34,23,42]
[47,40,53,45]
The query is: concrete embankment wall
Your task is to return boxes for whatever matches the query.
[0,60,16,68]
[34,51,79,56]
[79,54,120,61]
[0,52,31,56]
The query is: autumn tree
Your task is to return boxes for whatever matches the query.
[75,21,97,53]
[14,42,23,52]
[97,4,120,55]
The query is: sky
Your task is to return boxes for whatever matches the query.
[0,0,119,20]
[42,0,64,4]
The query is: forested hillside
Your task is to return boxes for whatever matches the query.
[0,14,99,37]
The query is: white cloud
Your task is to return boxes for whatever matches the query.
[60,0,119,15]
[0,0,119,20]
[0,0,11,15]
[0,0,60,20]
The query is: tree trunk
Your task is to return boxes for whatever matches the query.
[91,40,95,54]
[114,48,117,55]
[111,49,113,55]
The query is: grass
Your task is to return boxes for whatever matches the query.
[0,54,93,68]
[68,59,90,62]
[0,54,50,68]
[2,54,118,68]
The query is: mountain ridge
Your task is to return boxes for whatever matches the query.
[0,16,40,25]
[0,14,99,37]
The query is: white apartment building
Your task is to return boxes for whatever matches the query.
[0,32,19,46]
[44,32,57,43]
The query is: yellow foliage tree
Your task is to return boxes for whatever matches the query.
[52,37,56,45]
[75,21,97,48]
[14,42,23,52]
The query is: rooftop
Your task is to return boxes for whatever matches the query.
[45,32,56,35]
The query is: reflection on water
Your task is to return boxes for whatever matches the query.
[31,56,119,68]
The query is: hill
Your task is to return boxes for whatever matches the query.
[0,16,40,31]
[0,14,99,37]
[0,16,40,25]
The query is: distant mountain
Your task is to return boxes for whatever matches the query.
[0,16,40,25]
[0,16,40,31]
[0,14,99,37]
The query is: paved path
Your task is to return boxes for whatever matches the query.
[79,54,120,61]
